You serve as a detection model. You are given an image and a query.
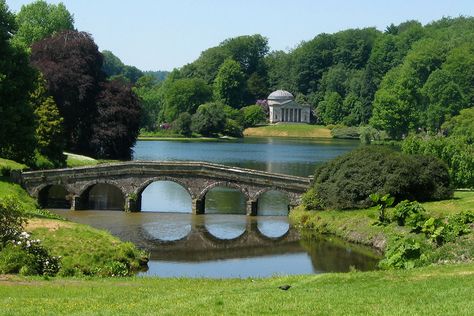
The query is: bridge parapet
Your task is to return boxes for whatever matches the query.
[20,161,312,215]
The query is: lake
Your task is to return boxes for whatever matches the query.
[52,137,381,278]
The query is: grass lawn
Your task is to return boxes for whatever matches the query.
[244,124,332,138]
[1,263,473,315]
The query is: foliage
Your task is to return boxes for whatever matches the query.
[30,75,65,167]
[0,1,36,163]
[133,75,162,131]
[223,119,243,138]
[392,200,426,227]
[160,77,212,122]
[442,107,474,143]
[370,193,395,225]
[13,0,74,48]
[0,196,28,245]
[239,104,266,128]
[401,134,474,188]
[91,79,141,159]
[102,50,143,83]
[213,59,246,108]
[191,102,227,137]
[31,30,103,156]
[301,188,320,210]
[172,112,192,136]
[379,237,424,269]
[309,146,452,210]
[0,232,61,276]
[330,126,360,139]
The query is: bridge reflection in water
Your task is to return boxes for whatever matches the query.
[50,208,381,278]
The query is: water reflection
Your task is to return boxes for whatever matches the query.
[257,218,290,238]
[204,215,247,240]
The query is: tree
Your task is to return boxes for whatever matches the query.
[172,112,192,137]
[161,77,212,122]
[317,92,345,125]
[31,30,104,155]
[102,50,143,83]
[0,0,36,162]
[30,75,65,166]
[13,0,74,48]
[442,107,474,143]
[91,79,141,159]
[133,75,162,131]
[213,59,245,108]
[191,102,227,137]
[240,105,266,128]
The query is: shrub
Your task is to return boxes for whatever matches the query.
[393,200,427,226]
[191,102,227,137]
[0,196,28,245]
[309,146,453,210]
[379,236,425,269]
[239,105,266,128]
[172,112,192,136]
[223,119,243,138]
[330,126,360,139]
[302,188,320,210]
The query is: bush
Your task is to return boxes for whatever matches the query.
[308,146,453,210]
[223,119,243,137]
[0,196,28,245]
[191,102,227,137]
[172,112,192,136]
[239,105,266,128]
[392,200,427,226]
[379,236,425,269]
[330,126,360,139]
[402,135,474,188]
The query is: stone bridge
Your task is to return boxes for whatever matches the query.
[19,161,312,215]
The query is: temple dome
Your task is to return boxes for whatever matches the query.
[268,90,294,101]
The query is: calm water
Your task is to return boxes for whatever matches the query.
[51,137,378,278]
[133,137,358,177]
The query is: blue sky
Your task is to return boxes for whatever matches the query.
[6,0,474,71]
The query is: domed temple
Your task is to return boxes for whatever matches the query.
[267,90,311,123]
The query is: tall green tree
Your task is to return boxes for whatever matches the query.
[13,0,74,48]
[160,77,212,122]
[213,59,245,108]
[133,75,162,131]
[191,102,227,137]
[30,75,65,166]
[0,0,36,162]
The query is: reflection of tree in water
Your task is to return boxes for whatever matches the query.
[300,238,381,272]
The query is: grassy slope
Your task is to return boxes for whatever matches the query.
[1,263,473,315]
[291,191,474,260]
[244,124,332,138]
[0,179,146,276]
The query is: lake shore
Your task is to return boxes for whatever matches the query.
[244,124,332,138]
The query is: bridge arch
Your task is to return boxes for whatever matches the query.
[37,184,71,209]
[78,181,125,211]
[254,188,290,216]
[135,176,195,199]
[198,181,250,201]
[134,177,194,213]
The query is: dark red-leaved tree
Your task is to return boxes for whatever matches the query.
[30,30,104,155]
[91,79,141,159]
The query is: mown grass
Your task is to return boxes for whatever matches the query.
[244,124,332,138]
[1,263,473,315]
[65,152,118,168]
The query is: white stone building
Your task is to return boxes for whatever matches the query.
[267,90,311,123]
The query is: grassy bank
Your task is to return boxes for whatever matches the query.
[291,191,474,264]
[0,178,147,276]
[1,263,473,315]
[244,124,332,138]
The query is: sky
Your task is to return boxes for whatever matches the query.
[6,0,474,71]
